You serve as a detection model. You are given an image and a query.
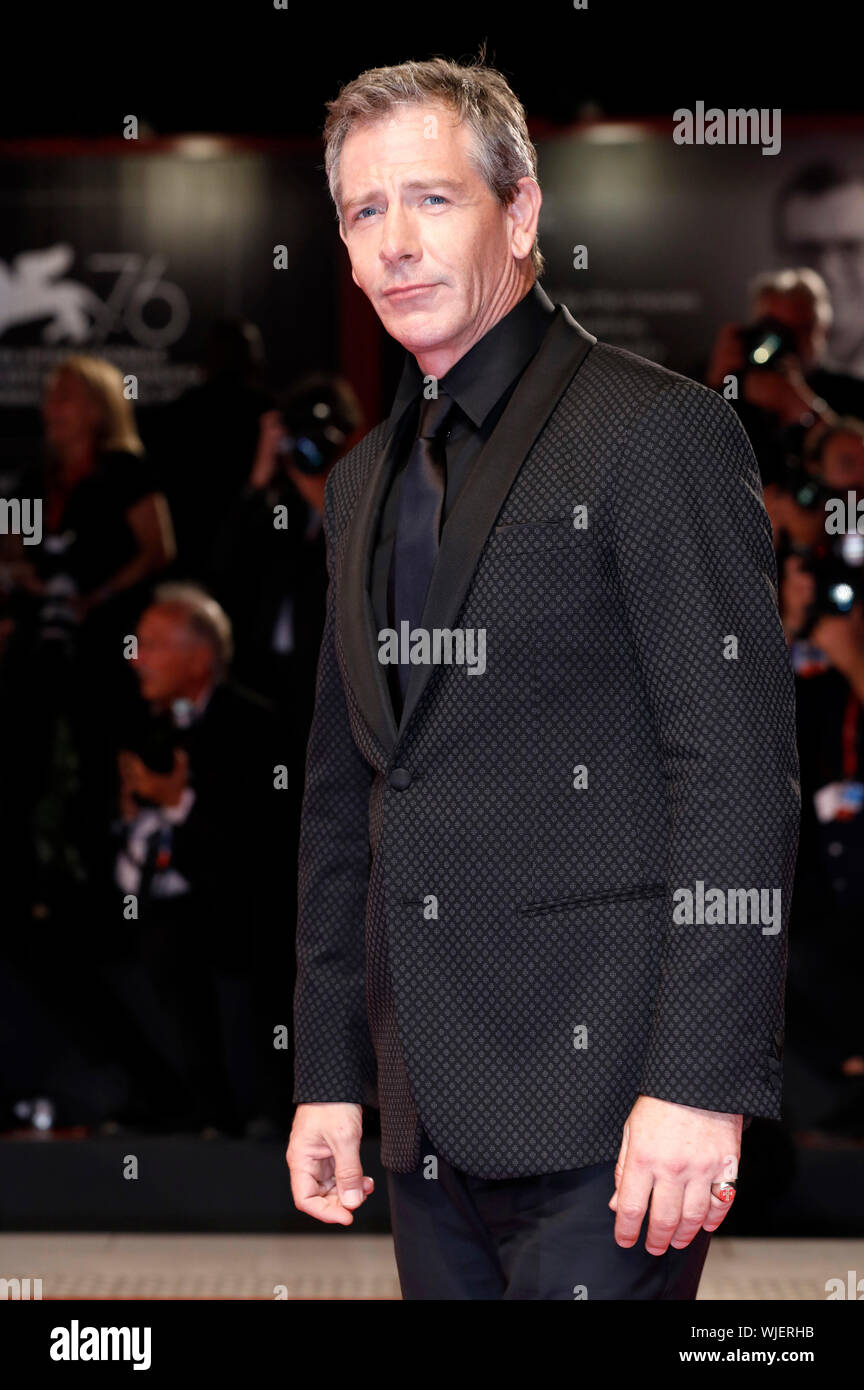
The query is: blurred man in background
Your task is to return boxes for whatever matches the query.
[106,583,291,1135]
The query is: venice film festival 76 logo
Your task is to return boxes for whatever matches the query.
[0,243,190,347]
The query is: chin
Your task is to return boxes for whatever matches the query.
[388,313,459,354]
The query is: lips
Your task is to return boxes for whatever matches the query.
[383,283,438,299]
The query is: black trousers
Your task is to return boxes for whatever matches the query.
[386,1128,712,1300]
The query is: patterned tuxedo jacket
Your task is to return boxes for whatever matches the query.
[292,302,801,1178]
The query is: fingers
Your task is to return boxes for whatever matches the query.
[331,1132,370,1211]
[703,1189,735,1234]
[703,1160,738,1233]
[287,1147,375,1226]
[642,1178,687,1256]
[298,1177,374,1225]
[619,1174,732,1254]
[608,1121,629,1213]
[615,1168,726,1254]
[289,1159,353,1226]
[286,1105,374,1227]
[670,1179,712,1249]
[612,1159,654,1249]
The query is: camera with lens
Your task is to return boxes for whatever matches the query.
[738,316,799,371]
[274,374,362,478]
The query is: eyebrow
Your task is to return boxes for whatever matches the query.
[343,177,467,216]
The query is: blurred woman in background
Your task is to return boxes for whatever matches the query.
[38,355,174,627]
[4,355,175,901]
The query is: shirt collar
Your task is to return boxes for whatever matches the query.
[384,280,557,439]
[170,684,213,728]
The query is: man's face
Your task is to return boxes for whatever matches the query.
[337,103,538,367]
[781,184,864,363]
[754,290,824,368]
[133,608,211,705]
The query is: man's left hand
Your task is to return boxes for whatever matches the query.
[118,747,189,811]
[609,1094,742,1253]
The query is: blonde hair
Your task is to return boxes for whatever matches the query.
[50,355,145,455]
[323,50,545,277]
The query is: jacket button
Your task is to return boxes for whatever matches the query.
[388,767,412,790]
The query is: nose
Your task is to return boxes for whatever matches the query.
[378,203,420,269]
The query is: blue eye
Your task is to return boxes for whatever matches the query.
[353,194,447,222]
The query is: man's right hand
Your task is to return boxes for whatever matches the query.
[286,1103,374,1225]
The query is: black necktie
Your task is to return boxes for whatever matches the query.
[389,389,455,699]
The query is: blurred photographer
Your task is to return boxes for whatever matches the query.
[145,317,273,586]
[778,419,864,1137]
[214,371,363,729]
[705,267,864,486]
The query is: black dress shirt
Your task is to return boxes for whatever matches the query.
[370,280,558,654]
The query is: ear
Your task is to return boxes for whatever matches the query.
[507,176,542,263]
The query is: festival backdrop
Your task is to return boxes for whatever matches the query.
[2,119,864,478]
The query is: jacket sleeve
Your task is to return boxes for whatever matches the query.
[609,379,800,1119]
[292,476,377,1105]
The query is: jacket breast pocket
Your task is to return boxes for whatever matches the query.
[519,882,665,917]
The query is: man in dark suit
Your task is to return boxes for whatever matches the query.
[286,57,801,1300]
[111,584,292,1133]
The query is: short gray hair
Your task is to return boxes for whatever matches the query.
[323,50,545,277]
[748,266,833,331]
[151,582,234,679]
